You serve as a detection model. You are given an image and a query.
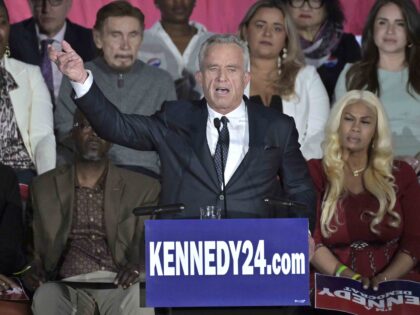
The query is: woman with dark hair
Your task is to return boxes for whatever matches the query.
[286,0,361,101]
[240,0,329,160]
[335,0,420,175]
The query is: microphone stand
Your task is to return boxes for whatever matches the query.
[132,203,185,217]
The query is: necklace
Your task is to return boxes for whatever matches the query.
[351,167,366,177]
[347,164,366,177]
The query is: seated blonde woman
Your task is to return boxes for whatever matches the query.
[308,90,420,294]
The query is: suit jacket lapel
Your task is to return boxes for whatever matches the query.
[64,19,77,46]
[24,19,42,64]
[54,165,75,247]
[189,99,219,188]
[7,58,29,128]
[104,164,123,255]
[227,100,267,188]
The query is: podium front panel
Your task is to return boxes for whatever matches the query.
[145,218,309,307]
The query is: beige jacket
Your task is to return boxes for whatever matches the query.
[30,163,160,275]
[5,57,55,174]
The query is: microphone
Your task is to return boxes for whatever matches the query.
[263,197,307,211]
[133,203,185,216]
[214,117,228,218]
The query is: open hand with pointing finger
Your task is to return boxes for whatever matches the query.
[48,40,88,84]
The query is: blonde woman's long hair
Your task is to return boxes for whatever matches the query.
[321,90,399,237]
[239,0,305,99]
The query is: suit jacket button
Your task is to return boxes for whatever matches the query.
[219,195,224,200]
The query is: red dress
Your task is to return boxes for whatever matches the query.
[308,159,420,281]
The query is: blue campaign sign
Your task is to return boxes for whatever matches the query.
[145,218,309,307]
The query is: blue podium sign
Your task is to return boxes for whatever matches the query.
[145,218,309,307]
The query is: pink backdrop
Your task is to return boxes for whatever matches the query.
[5,0,420,35]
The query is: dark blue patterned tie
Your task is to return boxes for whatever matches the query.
[40,39,54,99]
[214,116,229,186]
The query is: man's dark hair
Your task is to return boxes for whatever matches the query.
[94,0,145,34]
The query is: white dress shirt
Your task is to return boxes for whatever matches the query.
[71,70,93,98]
[207,102,249,185]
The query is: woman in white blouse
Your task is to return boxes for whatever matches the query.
[240,0,329,159]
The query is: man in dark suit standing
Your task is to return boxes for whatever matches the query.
[50,32,315,315]
[9,0,95,102]
[50,33,316,229]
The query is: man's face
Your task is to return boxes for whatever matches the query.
[196,43,250,115]
[94,16,143,72]
[72,116,111,162]
[156,0,195,24]
[29,0,72,37]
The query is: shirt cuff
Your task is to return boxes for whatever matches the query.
[71,70,93,99]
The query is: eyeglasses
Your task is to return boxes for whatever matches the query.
[73,122,93,132]
[31,0,65,7]
[288,0,324,9]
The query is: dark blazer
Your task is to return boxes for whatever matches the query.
[30,163,160,276]
[76,82,316,230]
[9,18,96,66]
[0,164,25,276]
[317,33,361,101]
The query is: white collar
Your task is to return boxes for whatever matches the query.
[36,21,67,45]
[207,100,247,123]
[151,20,208,35]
